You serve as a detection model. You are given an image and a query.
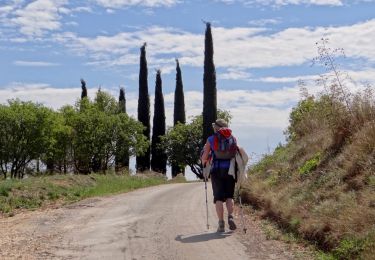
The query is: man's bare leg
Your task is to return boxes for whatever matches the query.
[226,198,234,216]
[215,201,224,221]
[226,198,237,230]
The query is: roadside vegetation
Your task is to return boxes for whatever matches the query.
[242,40,375,259]
[0,172,172,217]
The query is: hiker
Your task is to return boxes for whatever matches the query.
[201,118,238,232]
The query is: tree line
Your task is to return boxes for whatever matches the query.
[0,22,219,179]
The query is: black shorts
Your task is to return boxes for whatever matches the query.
[210,167,235,203]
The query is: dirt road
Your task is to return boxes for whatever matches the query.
[0,183,309,259]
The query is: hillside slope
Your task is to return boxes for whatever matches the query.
[243,91,375,259]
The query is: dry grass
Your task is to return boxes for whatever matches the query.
[244,90,375,259]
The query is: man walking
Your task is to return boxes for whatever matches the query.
[201,119,237,232]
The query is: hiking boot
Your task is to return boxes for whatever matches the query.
[228,215,237,231]
[217,220,225,232]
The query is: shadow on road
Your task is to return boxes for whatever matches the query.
[175,232,232,243]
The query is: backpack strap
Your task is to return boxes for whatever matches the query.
[213,134,219,151]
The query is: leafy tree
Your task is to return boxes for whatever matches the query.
[136,43,151,172]
[81,78,87,99]
[42,111,73,174]
[172,59,186,177]
[90,89,119,172]
[162,110,231,179]
[202,22,217,146]
[0,100,55,178]
[68,92,148,174]
[116,87,130,171]
[151,70,167,174]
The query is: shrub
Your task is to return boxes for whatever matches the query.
[299,153,321,175]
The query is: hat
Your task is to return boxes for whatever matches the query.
[212,118,228,128]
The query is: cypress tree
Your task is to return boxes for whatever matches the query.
[202,22,217,145]
[174,59,186,125]
[151,70,167,174]
[136,43,151,172]
[77,78,88,173]
[172,59,186,177]
[116,87,129,171]
[119,87,126,113]
[81,78,87,99]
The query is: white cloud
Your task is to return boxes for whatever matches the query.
[252,0,343,6]
[13,60,60,66]
[0,1,94,38]
[248,18,281,27]
[257,74,317,83]
[0,82,298,127]
[218,0,375,8]
[52,26,267,72]
[10,0,68,37]
[219,68,252,80]
[93,0,180,8]
[254,68,375,87]
[51,19,375,74]
[218,0,353,6]
[72,6,93,12]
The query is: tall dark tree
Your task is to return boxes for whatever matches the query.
[119,88,126,113]
[151,70,167,174]
[202,22,217,146]
[116,87,129,171]
[136,43,151,172]
[81,79,87,99]
[77,78,88,173]
[172,59,186,177]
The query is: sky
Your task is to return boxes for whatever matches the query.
[1,0,375,169]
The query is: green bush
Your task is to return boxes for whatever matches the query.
[299,153,321,175]
[333,237,367,260]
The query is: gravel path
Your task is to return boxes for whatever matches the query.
[0,182,311,260]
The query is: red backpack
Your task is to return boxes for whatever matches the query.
[212,128,238,160]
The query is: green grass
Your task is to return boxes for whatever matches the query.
[0,173,170,216]
[298,152,321,175]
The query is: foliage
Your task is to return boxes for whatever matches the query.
[298,153,321,175]
[41,111,73,173]
[287,96,317,140]
[136,43,151,172]
[0,100,55,179]
[203,22,217,146]
[0,90,148,177]
[151,70,167,174]
[333,237,367,260]
[68,92,148,174]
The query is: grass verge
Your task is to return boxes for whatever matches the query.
[0,173,175,217]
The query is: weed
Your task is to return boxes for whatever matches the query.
[299,153,321,175]
[333,237,366,260]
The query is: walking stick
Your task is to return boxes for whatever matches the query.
[204,177,210,230]
[238,187,247,233]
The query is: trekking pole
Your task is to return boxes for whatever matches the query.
[238,188,247,233]
[204,177,210,230]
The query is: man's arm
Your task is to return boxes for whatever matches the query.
[201,141,211,166]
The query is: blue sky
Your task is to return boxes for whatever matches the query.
[1,0,375,165]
